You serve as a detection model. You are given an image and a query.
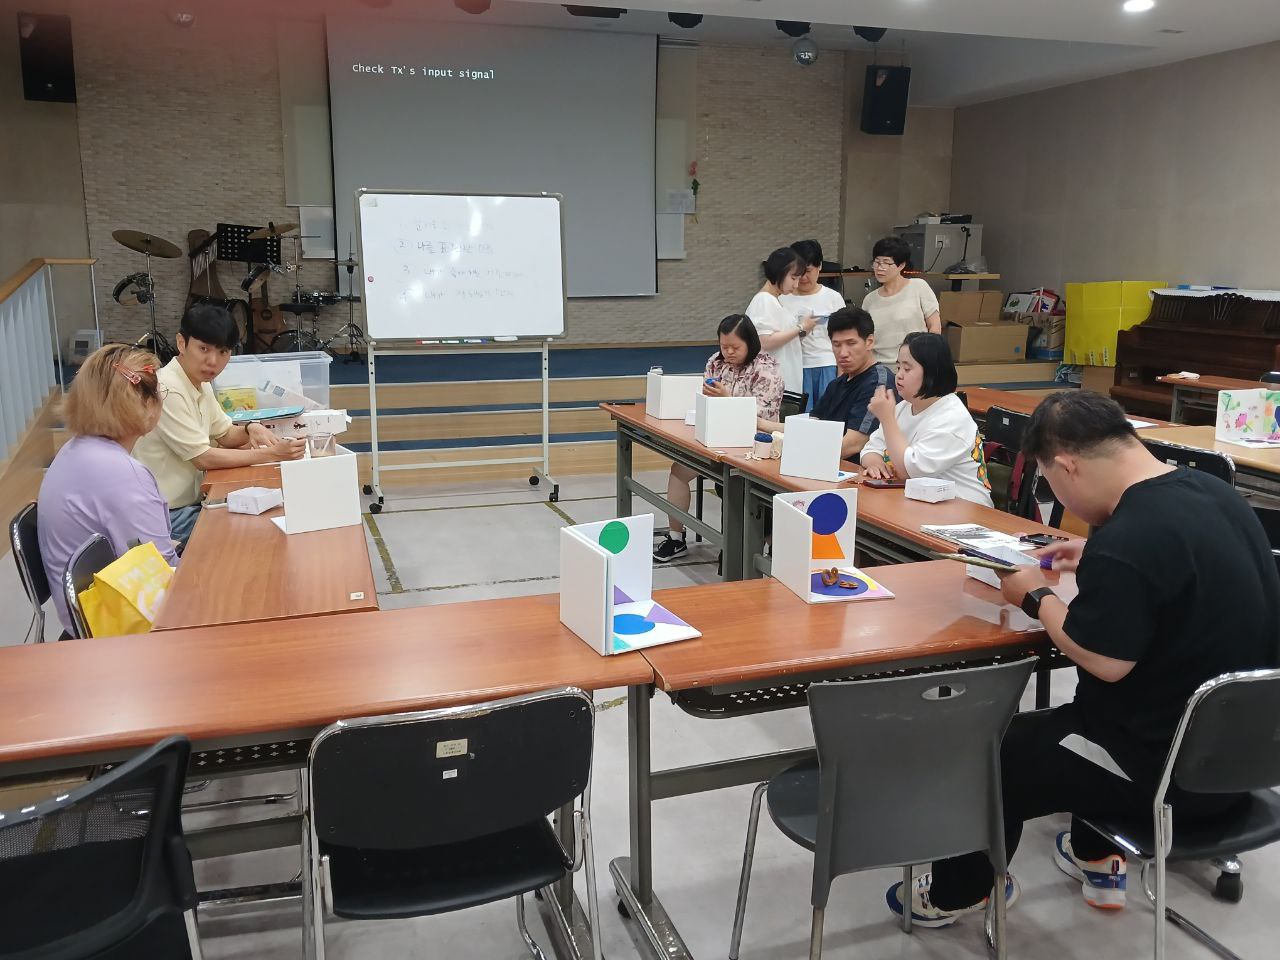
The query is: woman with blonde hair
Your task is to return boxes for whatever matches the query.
[37,343,178,633]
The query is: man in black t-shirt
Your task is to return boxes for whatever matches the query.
[887,390,1280,930]
[809,307,894,459]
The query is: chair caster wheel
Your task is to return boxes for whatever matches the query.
[529,475,540,486]
[369,502,382,515]
[362,484,373,495]
[1213,872,1243,903]
[616,899,630,919]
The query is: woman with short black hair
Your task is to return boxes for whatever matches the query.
[654,315,784,563]
[860,332,992,505]
[862,235,941,369]
[745,247,813,395]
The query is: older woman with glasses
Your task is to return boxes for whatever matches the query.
[862,235,942,369]
[37,344,179,633]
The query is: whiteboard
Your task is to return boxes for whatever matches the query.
[355,191,566,340]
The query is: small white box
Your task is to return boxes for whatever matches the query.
[905,478,956,503]
[227,486,283,515]
[645,372,704,420]
[694,392,757,448]
[259,408,352,440]
[964,544,1037,589]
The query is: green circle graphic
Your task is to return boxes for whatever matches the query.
[598,520,630,554]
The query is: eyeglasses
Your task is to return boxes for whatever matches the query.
[871,258,898,269]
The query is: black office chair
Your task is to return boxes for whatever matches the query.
[62,534,118,639]
[0,736,203,959]
[1079,668,1280,960]
[1261,371,1280,385]
[1141,438,1236,486]
[303,687,602,960]
[780,390,808,420]
[818,260,845,297]
[981,406,1039,519]
[9,501,50,644]
[729,658,1037,960]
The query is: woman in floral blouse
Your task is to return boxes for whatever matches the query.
[654,315,784,563]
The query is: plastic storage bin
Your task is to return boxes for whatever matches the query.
[214,351,333,412]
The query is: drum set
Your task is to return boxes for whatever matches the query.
[110,221,365,360]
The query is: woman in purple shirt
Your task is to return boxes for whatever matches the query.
[38,344,179,633]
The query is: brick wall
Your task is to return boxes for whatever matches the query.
[72,8,843,345]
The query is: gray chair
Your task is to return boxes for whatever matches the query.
[1079,668,1280,960]
[1141,438,1235,486]
[62,533,118,639]
[729,658,1036,960]
[302,687,602,960]
[9,501,50,643]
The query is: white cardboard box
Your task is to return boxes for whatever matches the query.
[645,372,704,420]
[965,544,1038,589]
[227,486,283,515]
[275,451,361,535]
[694,392,757,448]
[258,409,352,440]
[779,414,844,482]
[905,477,956,503]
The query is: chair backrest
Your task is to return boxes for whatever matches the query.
[1261,371,1280,385]
[806,658,1036,903]
[1141,438,1235,486]
[10,501,50,609]
[0,736,195,959]
[818,260,844,296]
[310,687,594,851]
[63,534,118,639]
[982,406,1040,520]
[1167,669,1280,797]
[780,391,808,421]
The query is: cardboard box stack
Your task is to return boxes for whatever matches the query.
[1002,288,1065,361]
[941,290,1028,362]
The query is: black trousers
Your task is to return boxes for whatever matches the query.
[929,702,1240,911]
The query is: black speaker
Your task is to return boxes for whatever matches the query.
[860,64,909,136]
[17,12,76,103]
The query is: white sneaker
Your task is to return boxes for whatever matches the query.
[885,871,1021,929]
[1054,831,1127,910]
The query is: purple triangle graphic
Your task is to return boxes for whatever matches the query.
[644,603,690,628]
[613,585,633,605]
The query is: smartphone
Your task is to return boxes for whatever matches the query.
[930,551,1018,572]
[863,479,907,489]
[1019,533,1067,547]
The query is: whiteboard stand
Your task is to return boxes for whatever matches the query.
[354,189,567,511]
[362,340,559,513]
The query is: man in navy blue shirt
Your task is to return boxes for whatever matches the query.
[810,307,895,458]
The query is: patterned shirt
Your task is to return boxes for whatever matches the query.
[704,351,784,421]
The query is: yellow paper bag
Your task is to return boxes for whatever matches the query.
[79,542,175,638]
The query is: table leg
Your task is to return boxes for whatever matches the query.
[741,480,770,580]
[1170,388,1185,424]
[721,469,745,582]
[617,428,634,517]
[610,684,693,960]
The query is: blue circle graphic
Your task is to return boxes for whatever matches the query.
[809,572,870,598]
[613,613,656,635]
[806,492,848,536]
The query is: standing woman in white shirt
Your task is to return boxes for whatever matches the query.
[861,332,993,506]
[861,235,941,369]
[746,247,815,396]
[779,239,845,411]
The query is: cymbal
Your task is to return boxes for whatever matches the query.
[247,222,299,240]
[112,229,182,259]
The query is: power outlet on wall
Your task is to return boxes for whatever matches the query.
[935,236,947,247]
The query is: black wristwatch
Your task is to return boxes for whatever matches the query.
[1021,586,1056,620]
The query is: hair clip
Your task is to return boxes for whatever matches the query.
[112,362,142,385]
[140,364,156,375]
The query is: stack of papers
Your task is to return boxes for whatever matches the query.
[920,524,1032,552]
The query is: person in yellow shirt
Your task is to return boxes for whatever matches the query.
[132,304,304,544]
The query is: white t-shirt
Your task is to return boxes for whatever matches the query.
[745,290,803,393]
[862,393,993,506]
[862,278,940,367]
[780,286,846,369]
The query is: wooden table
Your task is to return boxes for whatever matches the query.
[602,402,751,580]
[199,462,281,494]
[608,562,1073,959]
[154,465,377,631]
[727,453,1070,571]
[1156,374,1263,423]
[964,385,1049,418]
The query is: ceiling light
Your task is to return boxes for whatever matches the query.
[667,12,703,28]
[775,20,810,39]
[1123,0,1156,12]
